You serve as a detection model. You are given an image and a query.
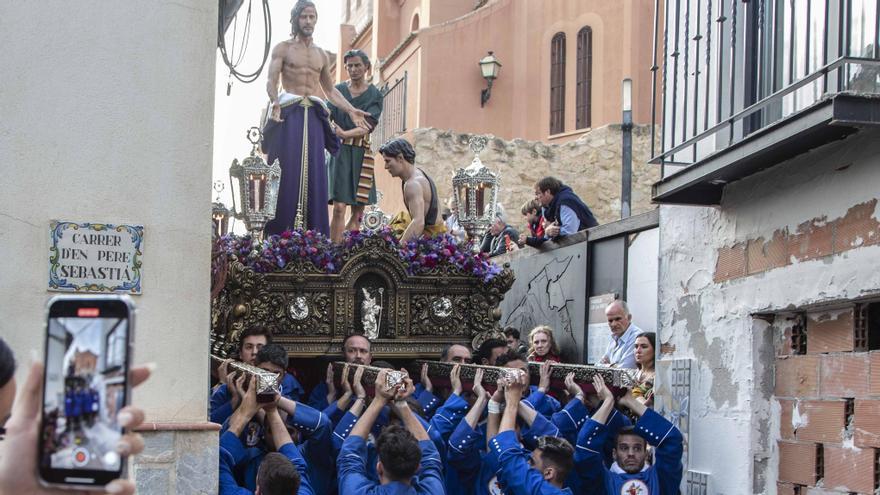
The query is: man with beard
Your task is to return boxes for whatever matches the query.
[575,378,683,495]
[307,333,372,411]
[327,49,383,242]
[263,0,371,237]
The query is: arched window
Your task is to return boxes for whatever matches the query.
[576,26,592,129]
[550,32,566,134]
[411,13,420,32]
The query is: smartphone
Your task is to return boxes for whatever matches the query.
[38,295,135,489]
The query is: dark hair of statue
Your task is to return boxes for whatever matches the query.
[376,425,422,481]
[378,138,416,164]
[256,452,301,495]
[0,338,14,389]
[256,343,289,370]
[344,49,371,70]
[290,0,317,38]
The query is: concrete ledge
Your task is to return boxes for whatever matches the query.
[133,421,222,432]
[494,209,660,265]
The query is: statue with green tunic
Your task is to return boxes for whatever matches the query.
[327,49,383,242]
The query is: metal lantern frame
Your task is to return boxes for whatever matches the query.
[452,136,500,242]
[229,127,282,238]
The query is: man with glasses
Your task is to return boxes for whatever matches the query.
[327,49,383,243]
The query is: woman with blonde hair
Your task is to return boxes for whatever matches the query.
[632,331,655,407]
[527,325,561,362]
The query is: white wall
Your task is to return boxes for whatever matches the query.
[626,227,659,333]
[658,131,880,493]
[0,2,217,423]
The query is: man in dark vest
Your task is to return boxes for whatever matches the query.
[534,176,598,239]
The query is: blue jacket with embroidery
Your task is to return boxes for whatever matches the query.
[337,436,445,494]
[218,430,315,495]
[490,430,573,495]
[574,408,683,495]
[210,372,303,424]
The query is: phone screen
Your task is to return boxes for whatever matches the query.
[39,297,131,487]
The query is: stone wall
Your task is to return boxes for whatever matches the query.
[134,429,218,494]
[409,124,659,232]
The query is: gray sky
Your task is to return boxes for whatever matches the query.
[212,0,342,221]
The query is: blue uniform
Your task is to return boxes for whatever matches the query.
[218,431,315,495]
[574,409,683,495]
[210,372,302,425]
[234,404,330,493]
[413,385,443,419]
[447,419,500,495]
[490,430,573,495]
[307,381,331,411]
[64,393,74,418]
[338,436,445,494]
[523,387,561,418]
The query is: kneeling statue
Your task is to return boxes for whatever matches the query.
[378,138,447,241]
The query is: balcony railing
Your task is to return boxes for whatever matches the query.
[652,0,880,171]
[372,71,407,151]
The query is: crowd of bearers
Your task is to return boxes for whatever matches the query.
[213,318,681,495]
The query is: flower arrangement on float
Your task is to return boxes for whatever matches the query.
[218,227,502,282]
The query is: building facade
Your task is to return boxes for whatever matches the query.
[335,0,661,222]
[654,0,880,493]
[0,3,218,493]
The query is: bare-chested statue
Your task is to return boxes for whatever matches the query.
[262,0,370,237]
[378,138,447,242]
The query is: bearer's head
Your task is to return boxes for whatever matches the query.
[376,425,421,485]
[379,138,416,178]
[290,1,317,38]
[239,326,272,365]
[476,338,509,366]
[343,334,372,365]
[495,348,528,374]
[440,344,472,364]
[255,344,289,376]
[613,426,649,473]
[255,452,300,495]
[530,436,575,487]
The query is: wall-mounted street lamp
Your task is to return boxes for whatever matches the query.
[479,51,502,107]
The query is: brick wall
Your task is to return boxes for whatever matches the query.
[714,199,880,283]
[775,305,880,494]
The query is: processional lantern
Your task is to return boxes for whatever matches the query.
[452,136,499,243]
[212,180,231,238]
[228,127,281,238]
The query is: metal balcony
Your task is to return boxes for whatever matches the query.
[651,0,880,205]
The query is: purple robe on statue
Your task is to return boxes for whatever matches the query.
[262,95,340,236]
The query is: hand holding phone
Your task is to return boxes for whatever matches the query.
[0,360,151,494]
[27,295,142,491]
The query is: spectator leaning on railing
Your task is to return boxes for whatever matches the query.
[534,176,598,240]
